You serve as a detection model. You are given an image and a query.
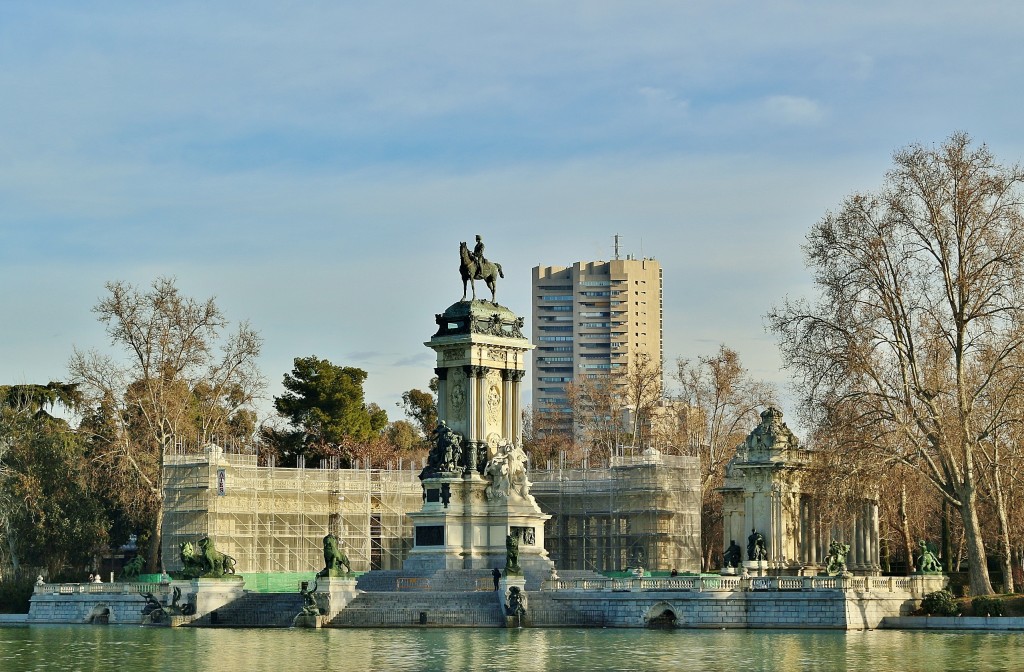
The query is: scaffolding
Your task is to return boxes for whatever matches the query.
[530,451,701,573]
[161,445,701,576]
[161,445,423,574]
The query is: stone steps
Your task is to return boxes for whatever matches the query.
[192,591,304,628]
[330,590,504,627]
[355,570,413,592]
[425,569,494,591]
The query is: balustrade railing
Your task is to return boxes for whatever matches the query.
[544,573,942,594]
[35,582,172,596]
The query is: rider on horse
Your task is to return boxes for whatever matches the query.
[473,235,488,279]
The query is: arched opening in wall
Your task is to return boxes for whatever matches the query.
[644,603,677,628]
[88,605,111,625]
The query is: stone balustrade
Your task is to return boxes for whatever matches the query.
[34,582,171,596]
[542,574,943,595]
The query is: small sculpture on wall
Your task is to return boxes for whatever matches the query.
[420,420,465,479]
[723,540,742,568]
[917,540,942,574]
[824,539,850,576]
[484,440,531,501]
[504,533,522,575]
[505,585,528,618]
[747,529,767,561]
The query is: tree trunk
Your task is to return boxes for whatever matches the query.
[958,494,994,596]
[991,466,1014,593]
[941,501,952,573]
[5,521,20,577]
[146,497,164,574]
[899,484,915,573]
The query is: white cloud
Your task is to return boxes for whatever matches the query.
[760,95,825,125]
[3,1,1024,435]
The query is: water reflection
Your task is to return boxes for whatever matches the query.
[0,626,1021,671]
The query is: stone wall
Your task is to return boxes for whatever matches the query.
[524,574,947,630]
[528,590,903,629]
[29,588,151,624]
[28,574,947,630]
[28,579,238,626]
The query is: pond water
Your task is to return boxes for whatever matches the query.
[0,625,1021,671]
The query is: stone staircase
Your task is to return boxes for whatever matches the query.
[355,567,606,593]
[424,569,494,591]
[355,570,409,592]
[191,592,304,628]
[329,589,504,627]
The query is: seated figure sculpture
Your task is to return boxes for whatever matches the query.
[747,529,768,561]
[723,540,742,568]
[420,421,464,478]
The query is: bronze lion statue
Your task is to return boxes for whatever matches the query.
[317,533,351,577]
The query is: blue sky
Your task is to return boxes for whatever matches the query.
[3,2,1023,433]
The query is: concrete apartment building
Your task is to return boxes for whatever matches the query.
[532,257,663,434]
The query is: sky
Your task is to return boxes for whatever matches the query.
[3,2,1024,435]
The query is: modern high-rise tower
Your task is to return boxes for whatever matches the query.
[531,256,663,434]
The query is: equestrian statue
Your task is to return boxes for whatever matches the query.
[460,235,504,303]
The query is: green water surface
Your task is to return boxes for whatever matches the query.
[0,625,1021,671]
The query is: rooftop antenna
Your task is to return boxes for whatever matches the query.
[614,233,621,260]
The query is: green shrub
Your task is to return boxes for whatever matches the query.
[921,589,959,616]
[0,575,37,614]
[971,595,1004,617]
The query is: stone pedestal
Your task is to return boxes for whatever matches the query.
[744,560,768,577]
[499,574,529,627]
[405,300,552,581]
[313,576,359,620]
[190,578,245,619]
[406,472,551,576]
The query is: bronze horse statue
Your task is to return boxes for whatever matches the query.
[460,241,504,303]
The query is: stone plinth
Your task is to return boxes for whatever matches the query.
[405,472,552,578]
[314,576,359,620]
[500,574,529,627]
[744,560,768,577]
[191,577,245,619]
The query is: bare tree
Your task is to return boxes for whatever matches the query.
[622,352,664,449]
[522,404,578,468]
[564,373,626,464]
[674,345,776,570]
[675,346,776,489]
[769,133,1024,596]
[69,277,263,571]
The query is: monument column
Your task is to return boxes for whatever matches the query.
[505,369,525,445]
[434,367,448,423]
[799,497,808,565]
[743,492,754,549]
[501,369,514,440]
[871,501,881,569]
[464,365,479,450]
